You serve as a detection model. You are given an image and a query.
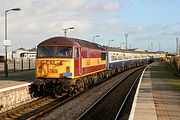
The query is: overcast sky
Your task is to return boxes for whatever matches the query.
[0,0,180,53]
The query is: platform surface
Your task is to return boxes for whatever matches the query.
[0,70,35,89]
[130,62,180,120]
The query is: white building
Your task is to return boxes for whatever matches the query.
[10,47,37,61]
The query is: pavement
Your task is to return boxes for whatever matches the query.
[130,62,180,120]
[0,70,35,89]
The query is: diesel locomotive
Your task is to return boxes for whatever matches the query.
[34,36,160,96]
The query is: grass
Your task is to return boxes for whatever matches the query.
[151,62,180,91]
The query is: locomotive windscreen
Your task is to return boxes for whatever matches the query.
[55,46,72,58]
[38,46,54,57]
[37,46,72,58]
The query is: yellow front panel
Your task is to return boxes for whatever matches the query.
[36,58,74,78]
[82,58,106,68]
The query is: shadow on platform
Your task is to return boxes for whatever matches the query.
[0,70,35,82]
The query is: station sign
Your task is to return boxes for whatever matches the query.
[3,40,11,47]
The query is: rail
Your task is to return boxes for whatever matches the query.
[77,67,145,120]
[114,70,142,120]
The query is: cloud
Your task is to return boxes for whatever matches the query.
[103,3,120,11]
[88,1,121,12]
[135,26,151,33]
[61,20,92,32]
[26,22,39,31]
[161,21,180,36]
[161,31,180,36]
[162,21,180,30]
[146,0,178,4]
[29,0,85,15]
[133,36,154,41]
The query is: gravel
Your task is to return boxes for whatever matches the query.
[38,68,140,120]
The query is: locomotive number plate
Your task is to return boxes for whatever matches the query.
[50,69,58,73]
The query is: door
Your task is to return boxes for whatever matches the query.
[74,47,81,77]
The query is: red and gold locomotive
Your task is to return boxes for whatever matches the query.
[35,37,107,95]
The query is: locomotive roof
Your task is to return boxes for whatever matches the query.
[38,37,80,47]
[73,38,105,50]
[38,37,105,50]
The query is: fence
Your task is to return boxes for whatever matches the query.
[0,59,36,72]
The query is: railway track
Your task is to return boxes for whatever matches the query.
[77,67,144,120]
[0,93,74,120]
[0,66,145,120]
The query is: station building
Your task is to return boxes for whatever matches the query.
[0,47,37,61]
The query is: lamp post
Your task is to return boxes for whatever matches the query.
[92,35,100,43]
[120,42,125,49]
[148,45,150,51]
[124,33,128,49]
[176,37,179,54]
[108,40,114,47]
[151,42,153,52]
[4,8,21,78]
[63,27,74,37]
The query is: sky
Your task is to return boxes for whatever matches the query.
[0,0,180,53]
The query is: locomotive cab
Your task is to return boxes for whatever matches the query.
[36,37,81,79]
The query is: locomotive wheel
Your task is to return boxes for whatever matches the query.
[88,76,94,88]
[98,72,103,82]
[76,80,84,93]
[75,79,84,93]
[105,71,109,79]
[118,68,121,73]
[83,77,89,90]
[68,86,77,96]
[96,74,100,84]
[101,71,106,81]
[93,73,98,85]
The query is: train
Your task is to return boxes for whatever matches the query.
[163,53,180,71]
[33,36,160,96]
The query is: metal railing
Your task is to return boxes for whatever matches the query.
[0,59,36,72]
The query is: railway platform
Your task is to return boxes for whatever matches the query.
[0,70,35,89]
[0,70,35,112]
[129,62,180,120]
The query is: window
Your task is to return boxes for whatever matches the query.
[56,46,72,58]
[20,53,25,57]
[101,52,106,60]
[74,48,79,58]
[38,46,54,57]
